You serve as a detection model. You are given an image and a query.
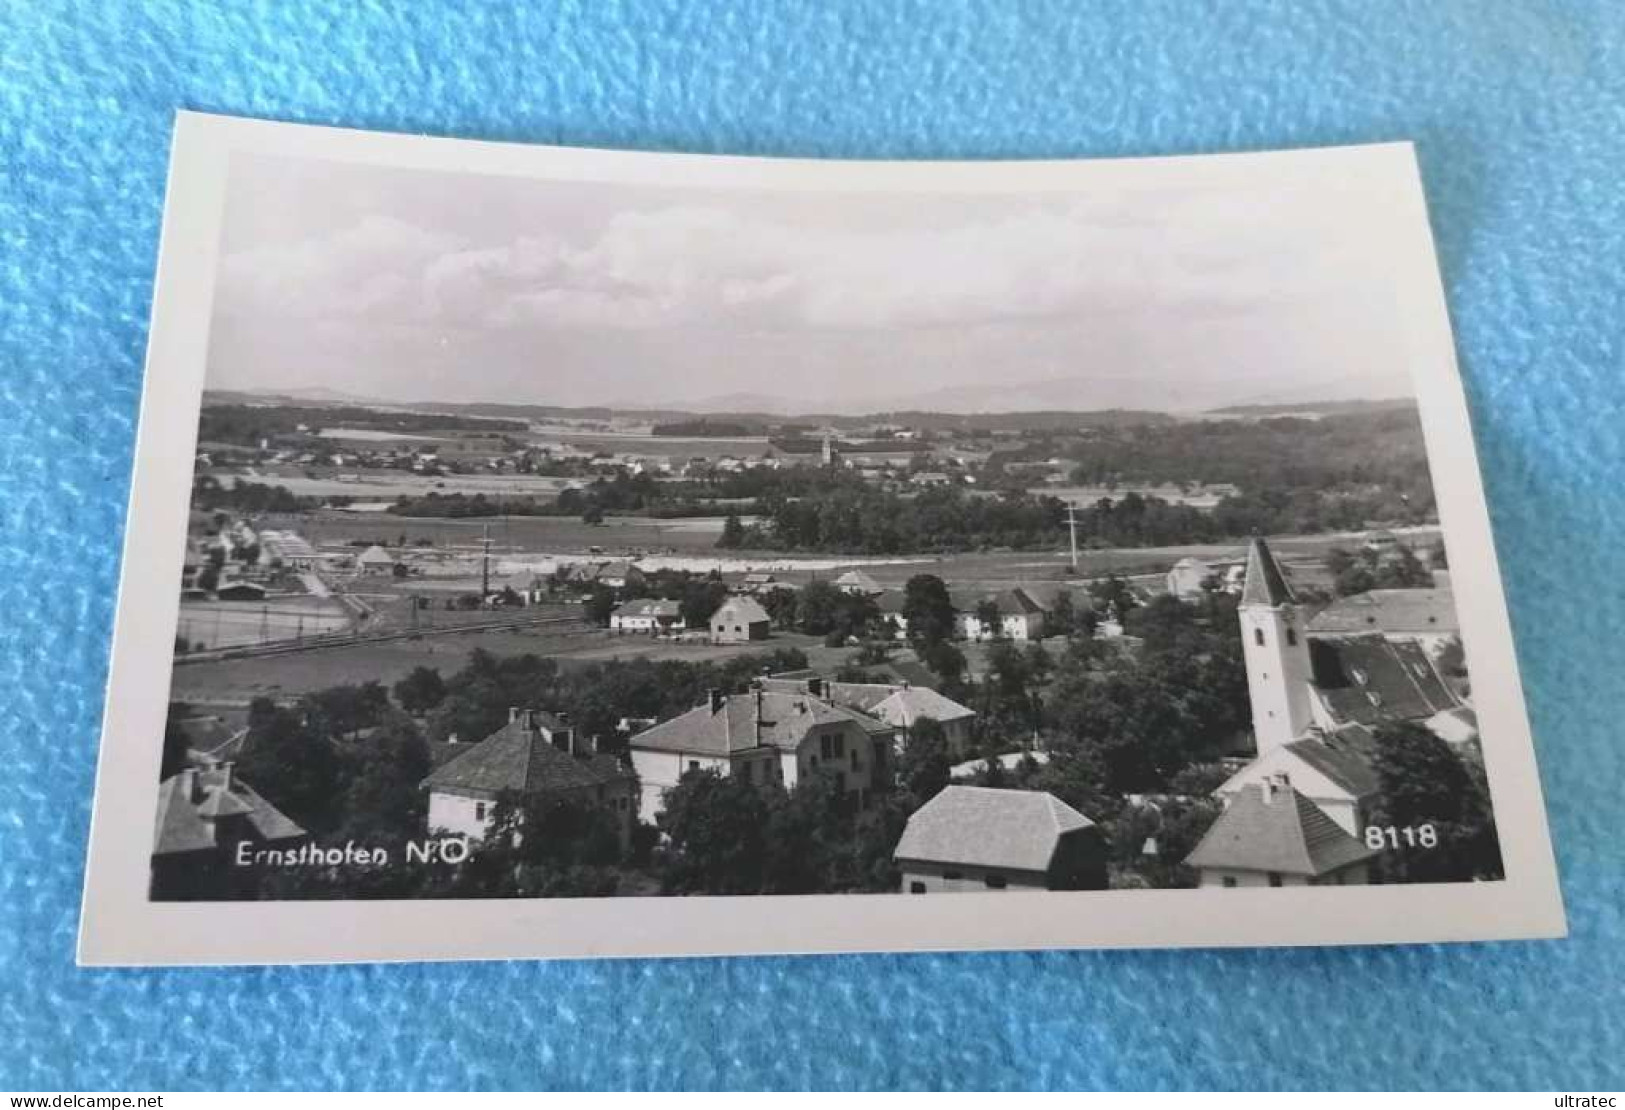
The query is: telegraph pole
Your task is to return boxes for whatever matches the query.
[481,522,491,600]
[1067,502,1079,572]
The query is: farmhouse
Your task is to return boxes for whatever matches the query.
[355,545,397,574]
[628,687,891,823]
[422,708,636,849]
[958,588,1046,642]
[708,596,771,643]
[150,763,305,899]
[834,569,884,596]
[893,786,1106,893]
[610,598,684,633]
[1165,557,1214,601]
[1185,777,1377,888]
[214,581,267,602]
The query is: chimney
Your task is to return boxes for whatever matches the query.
[178,767,199,804]
[219,761,235,793]
[708,688,724,714]
[1263,772,1290,803]
[447,731,460,745]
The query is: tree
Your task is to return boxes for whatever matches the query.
[583,584,618,627]
[656,770,780,894]
[581,504,605,525]
[901,574,956,647]
[393,666,448,716]
[237,698,343,831]
[718,513,746,549]
[1048,589,1078,637]
[1369,722,1503,882]
[895,716,951,803]
[974,599,1002,639]
[160,702,194,779]
[334,712,431,841]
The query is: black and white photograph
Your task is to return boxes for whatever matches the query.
[79,115,1562,964]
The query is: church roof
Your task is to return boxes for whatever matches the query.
[1241,537,1296,607]
[1309,633,1460,727]
[1307,588,1459,635]
[1185,782,1377,877]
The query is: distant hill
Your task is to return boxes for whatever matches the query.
[1205,398,1416,418]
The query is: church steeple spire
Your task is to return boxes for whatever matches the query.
[1241,536,1295,607]
[1238,536,1314,755]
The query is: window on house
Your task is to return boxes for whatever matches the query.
[1286,628,1298,646]
[1222,876,1237,889]
[850,750,860,770]
[1254,628,1265,647]
[688,760,700,773]
[834,772,846,792]
[909,882,926,894]
[984,874,1007,890]
[474,802,487,822]
[1268,872,1283,887]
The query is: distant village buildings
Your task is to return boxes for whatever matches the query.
[957,588,1046,642]
[610,598,683,633]
[708,596,772,643]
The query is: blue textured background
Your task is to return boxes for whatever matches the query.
[1,0,1621,1091]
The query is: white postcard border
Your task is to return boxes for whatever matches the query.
[77,112,1565,966]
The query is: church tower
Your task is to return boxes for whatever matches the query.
[1238,537,1314,755]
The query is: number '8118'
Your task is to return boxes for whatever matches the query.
[1364,824,1438,850]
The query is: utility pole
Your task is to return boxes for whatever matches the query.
[1067,502,1079,573]
[481,522,491,600]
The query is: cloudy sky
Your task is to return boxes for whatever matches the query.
[205,150,1417,413]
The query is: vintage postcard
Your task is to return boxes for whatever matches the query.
[79,112,1563,965]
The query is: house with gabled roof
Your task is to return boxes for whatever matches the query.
[422,708,636,847]
[355,544,397,574]
[759,674,977,758]
[627,687,891,823]
[834,569,884,596]
[958,587,1046,642]
[708,596,771,642]
[1185,777,1377,887]
[893,786,1106,893]
[150,763,305,899]
[610,598,683,633]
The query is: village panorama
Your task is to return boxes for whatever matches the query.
[151,391,1502,901]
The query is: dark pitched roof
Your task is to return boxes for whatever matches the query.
[1307,589,1459,635]
[876,589,908,614]
[1241,537,1296,607]
[613,599,682,619]
[1309,633,1460,727]
[1185,783,1377,876]
[630,690,885,757]
[1281,727,1380,797]
[893,786,1096,872]
[995,587,1045,616]
[422,717,630,797]
[152,766,305,856]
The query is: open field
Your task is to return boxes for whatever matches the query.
[1035,483,1239,508]
[168,628,850,704]
[175,596,351,651]
[229,467,580,500]
[531,427,775,459]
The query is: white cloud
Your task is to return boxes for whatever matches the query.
[215,197,1334,336]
